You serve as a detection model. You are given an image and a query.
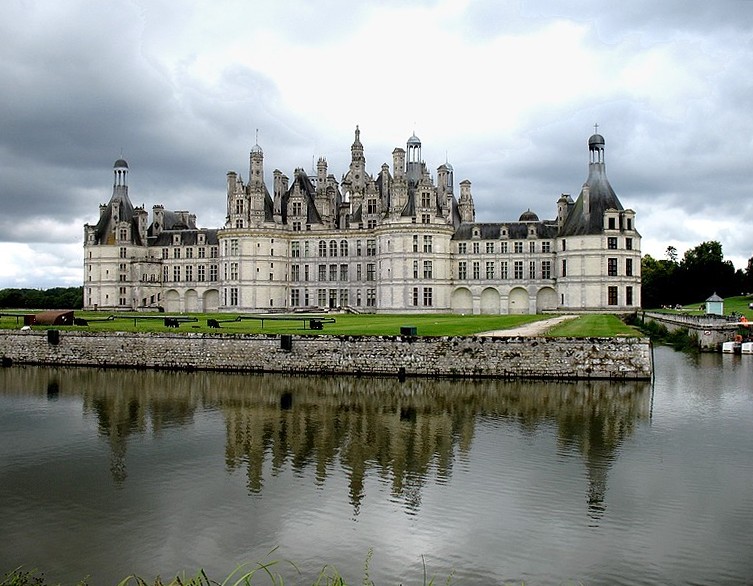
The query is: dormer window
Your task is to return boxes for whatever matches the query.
[173,234,181,245]
[472,228,480,239]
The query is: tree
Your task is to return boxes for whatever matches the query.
[678,241,737,303]
[641,254,679,308]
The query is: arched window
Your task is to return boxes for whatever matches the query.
[318,240,327,257]
[329,240,338,257]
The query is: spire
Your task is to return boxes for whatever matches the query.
[351,125,364,163]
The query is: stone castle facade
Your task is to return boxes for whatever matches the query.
[83,128,641,314]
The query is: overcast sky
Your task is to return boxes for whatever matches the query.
[2,0,753,289]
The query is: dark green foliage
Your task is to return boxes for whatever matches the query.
[0,287,82,309]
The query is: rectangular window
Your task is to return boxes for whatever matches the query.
[458,242,467,254]
[458,261,467,280]
[304,241,310,257]
[210,246,218,258]
[329,264,338,282]
[423,235,433,253]
[340,264,348,281]
[486,242,494,254]
[608,257,618,276]
[608,237,618,250]
[500,241,508,253]
[198,265,205,282]
[608,217,616,230]
[421,214,431,224]
[162,248,169,259]
[230,287,238,306]
[185,266,194,281]
[230,239,239,255]
[291,241,300,257]
[486,261,494,279]
[500,261,508,279]
[319,240,327,257]
[561,240,566,251]
[529,241,536,253]
[542,241,551,253]
[413,287,419,306]
[626,286,634,305]
[423,287,433,307]
[318,289,327,306]
[626,237,633,250]
[626,258,633,277]
[210,264,218,281]
[608,286,618,305]
[173,266,181,281]
[413,260,419,279]
[230,262,238,280]
[163,266,169,282]
[318,264,326,281]
[514,261,523,279]
[173,248,181,259]
[291,289,300,307]
[473,261,480,279]
[291,265,300,281]
[186,248,193,259]
[423,260,433,279]
[529,261,536,279]
[473,242,479,254]
[367,239,377,256]
[366,289,376,307]
[356,264,362,281]
[514,241,523,254]
[304,265,310,281]
[541,260,551,280]
[198,247,206,259]
[561,259,567,277]
[366,263,376,281]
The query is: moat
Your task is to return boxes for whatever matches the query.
[1,346,751,585]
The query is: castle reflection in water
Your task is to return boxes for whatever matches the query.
[1,367,651,518]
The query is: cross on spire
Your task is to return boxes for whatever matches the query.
[593,123,599,134]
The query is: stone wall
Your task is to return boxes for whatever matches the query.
[0,330,652,380]
[640,311,739,351]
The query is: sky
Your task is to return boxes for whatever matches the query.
[1,0,753,289]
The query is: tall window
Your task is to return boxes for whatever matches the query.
[608,258,618,276]
[291,289,300,306]
[413,235,419,253]
[423,287,433,307]
[413,287,419,306]
[198,265,206,282]
[514,261,523,279]
[423,235,432,253]
[291,241,300,257]
[423,260,433,279]
[319,240,327,256]
[330,240,338,257]
[500,261,508,279]
[473,261,480,279]
[486,242,494,254]
[329,264,337,282]
[366,289,376,307]
[458,261,467,280]
[500,242,508,253]
[367,239,377,256]
[458,242,467,254]
[529,261,536,279]
[291,265,300,281]
[366,263,375,281]
[367,198,378,214]
[608,286,618,305]
[230,239,239,255]
[413,260,419,279]
[608,237,618,250]
[210,264,218,281]
[542,241,551,253]
[198,247,206,258]
[626,286,634,305]
[340,264,348,281]
[626,258,633,276]
[340,240,349,256]
[561,260,567,277]
[486,261,494,279]
[185,266,194,281]
[173,266,181,281]
[230,262,238,280]
[541,261,551,280]
[318,265,326,281]
[514,241,523,253]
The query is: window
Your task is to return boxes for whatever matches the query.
[339,289,349,307]
[330,240,338,257]
[608,258,618,276]
[500,261,508,279]
[626,286,634,305]
[486,261,494,279]
[529,242,536,253]
[304,241,310,257]
[235,219,243,228]
[304,265,310,281]
[230,262,238,280]
[319,240,327,257]
[230,239,239,255]
[608,217,616,230]
[185,266,194,281]
[173,266,181,281]
[119,228,128,241]
[356,289,362,306]
[542,241,551,253]
[458,261,467,280]
[293,221,302,231]
[561,240,566,251]
[413,235,419,253]
[366,289,376,307]
[514,241,523,254]
[210,264,218,281]
[162,248,169,259]
[198,247,206,259]
[423,287,433,307]
[230,287,238,306]
[291,289,300,306]
[292,202,302,216]
[421,214,431,224]
[340,240,349,256]
[356,264,362,281]
[367,198,378,214]
[174,248,181,259]
[473,242,479,254]
[413,287,419,306]
[458,242,467,254]
[119,247,127,259]
[413,260,419,279]
[608,286,618,305]
[366,263,376,281]
[356,240,362,256]
[291,241,300,257]
[198,265,206,282]
[626,258,633,277]
[163,266,169,282]
[561,260,567,277]
[210,246,218,258]
[500,242,508,253]
[367,239,377,256]
[318,265,326,281]
[541,261,551,280]
[486,242,494,254]
[529,261,536,279]
[626,237,633,250]
[340,264,348,281]
[423,260,432,279]
[291,265,300,281]
[627,218,633,230]
[514,261,523,279]
[235,199,244,214]
[423,235,432,253]
[608,237,618,250]
[473,261,480,279]
[329,264,337,281]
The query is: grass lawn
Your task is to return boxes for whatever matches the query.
[1,310,554,337]
[546,314,641,337]
[649,294,753,318]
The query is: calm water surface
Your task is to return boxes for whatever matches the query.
[1,347,752,585]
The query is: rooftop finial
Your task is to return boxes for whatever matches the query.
[594,122,599,134]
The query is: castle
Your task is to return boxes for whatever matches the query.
[83,128,641,314]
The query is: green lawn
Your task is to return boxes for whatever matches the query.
[651,295,753,318]
[546,314,641,337]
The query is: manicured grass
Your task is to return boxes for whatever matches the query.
[546,314,641,337]
[650,295,753,318]
[0,311,551,337]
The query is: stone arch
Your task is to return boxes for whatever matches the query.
[508,287,529,314]
[203,289,220,312]
[184,289,199,313]
[536,287,557,312]
[480,287,500,314]
[164,289,181,313]
[451,287,473,314]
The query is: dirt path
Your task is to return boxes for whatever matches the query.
[475,314,578,337]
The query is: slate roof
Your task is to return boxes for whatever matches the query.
[452,221,558,240]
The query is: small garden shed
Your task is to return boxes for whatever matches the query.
[705,293,724,316]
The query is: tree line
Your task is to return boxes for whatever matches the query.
[641,241,753,309]
[0,287,83,310]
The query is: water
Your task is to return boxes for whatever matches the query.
[0,347,752,585]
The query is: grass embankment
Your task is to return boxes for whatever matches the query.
[545,314,639,337]
[651,295,753,318]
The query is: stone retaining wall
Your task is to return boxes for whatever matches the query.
[640,311,739,351]
[0,330,652,380]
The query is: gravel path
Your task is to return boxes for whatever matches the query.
[475,314,578,337]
